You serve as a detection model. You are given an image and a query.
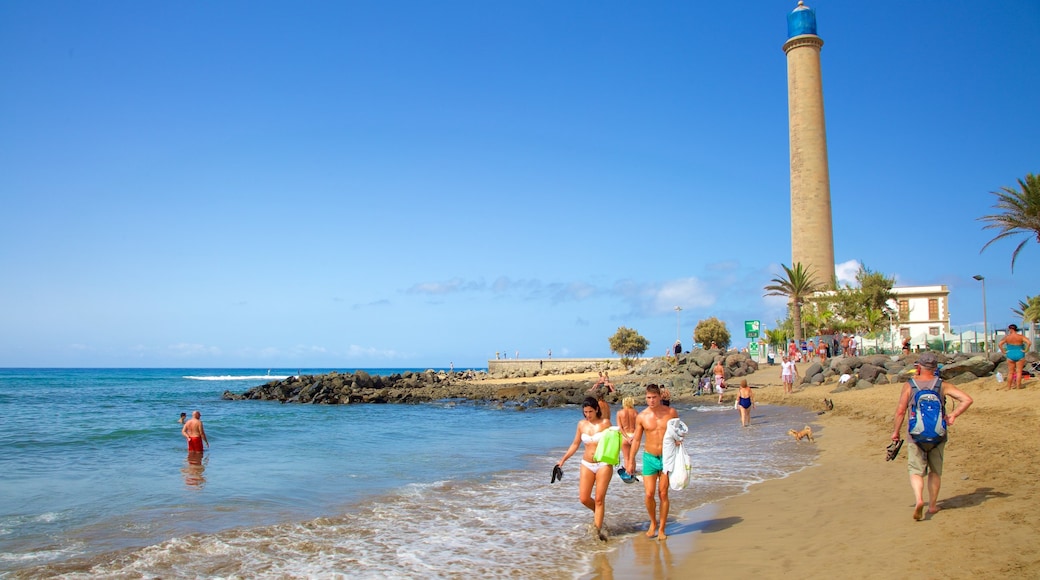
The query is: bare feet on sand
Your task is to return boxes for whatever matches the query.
[928,505,941,515]
[913,503,925,521]
[657,531,668,541]
[645,523,658,538]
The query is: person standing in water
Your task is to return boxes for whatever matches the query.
[616,397,638,470]
[181,410,209,453]
[624,384,680,540]
[999,324,1032,390]
[556,397,614,541]
[735,379,755,427]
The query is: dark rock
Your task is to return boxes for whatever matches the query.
[858,363,886,382]
[939,356,995,379]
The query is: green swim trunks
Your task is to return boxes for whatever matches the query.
[642,452,663,476]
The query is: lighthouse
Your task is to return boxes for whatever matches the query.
[784,1,835,288]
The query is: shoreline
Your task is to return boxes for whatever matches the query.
[580,364,1040,578]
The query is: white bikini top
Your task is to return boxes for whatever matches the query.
[581,431,605,444]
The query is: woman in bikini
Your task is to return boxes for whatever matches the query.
[557,396,614,541]
[999,324,1032,390]
[616,396,638,477]
[735,379,755,427]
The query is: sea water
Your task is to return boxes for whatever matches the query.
[0,369,818,579]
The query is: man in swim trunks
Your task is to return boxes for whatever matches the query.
[181,410,209,453]
[624,384,679,539]
[999,323,1033,390]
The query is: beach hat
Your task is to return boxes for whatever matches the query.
[916,352,938,370]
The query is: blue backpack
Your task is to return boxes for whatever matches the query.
[908,378,947,449]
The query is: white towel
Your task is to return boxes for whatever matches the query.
[663,418,691,490]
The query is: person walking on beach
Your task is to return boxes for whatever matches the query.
[998,324,1032,390]
[735,379,755,427]
[624,384,680,539]
[780,356,798,395]
[713,360,726,404]
[617,397,638,471]
[181,410,209,453]
[891,352,972,521]
[556,397,615,541]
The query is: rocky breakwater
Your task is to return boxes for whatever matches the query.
[222,369,601,408]
[626,349,760,396]
[798,350,1036,392]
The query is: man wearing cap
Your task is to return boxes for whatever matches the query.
[891,352,973,520]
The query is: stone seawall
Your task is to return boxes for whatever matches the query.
[487,358,618,374]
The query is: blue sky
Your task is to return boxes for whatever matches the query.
[1,1,1037,368]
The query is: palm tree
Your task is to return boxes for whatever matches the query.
[1012,295,1040,326]
[764,263,822,344]
[979,173,1040,272]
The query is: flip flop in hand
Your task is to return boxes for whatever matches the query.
[551,464,564,483]
[885,439,904,461]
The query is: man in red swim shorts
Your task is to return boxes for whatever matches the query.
[181,410,209,453]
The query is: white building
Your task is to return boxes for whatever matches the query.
[888,285,951,350]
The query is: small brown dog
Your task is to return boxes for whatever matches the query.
[788,425,815,442]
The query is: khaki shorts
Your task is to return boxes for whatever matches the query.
[907,440,945,476]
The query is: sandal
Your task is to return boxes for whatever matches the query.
[885,439,904,461]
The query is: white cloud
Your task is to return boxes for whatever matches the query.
[835,260,861,286]
[653,277,715,313]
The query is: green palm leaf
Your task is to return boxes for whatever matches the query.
[979,173,1040,272]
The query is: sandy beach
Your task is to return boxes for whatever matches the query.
[570,361,1040,579]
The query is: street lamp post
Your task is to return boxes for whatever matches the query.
[973,274,988,352]
[674,306,682,343]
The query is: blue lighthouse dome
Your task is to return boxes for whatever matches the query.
[787,1,818,38]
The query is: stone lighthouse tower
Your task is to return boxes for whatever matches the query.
[784,1,835,288]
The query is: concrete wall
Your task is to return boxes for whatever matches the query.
[487,358,618,374]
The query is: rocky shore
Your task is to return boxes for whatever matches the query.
[221,348,762,407]
[222,347,1035,407]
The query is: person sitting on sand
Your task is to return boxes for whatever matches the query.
[556,397,615,541]
[624,384,679,540]
[891,352,972,521]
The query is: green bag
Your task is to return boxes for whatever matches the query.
[593,427,623,465]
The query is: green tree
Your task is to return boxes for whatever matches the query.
[979,173,1040,272]
[608,326,650,360]
[764,326,790,352]
[763,262,821,343]
[694,317,731,350]
[855,266,897,315]
[1012,294,1040,327]
[828,265,895,335]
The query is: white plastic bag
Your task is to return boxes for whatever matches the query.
[996,371,1004,383]
[668,441,692,491]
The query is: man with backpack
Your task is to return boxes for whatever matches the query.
[891,352,973,521]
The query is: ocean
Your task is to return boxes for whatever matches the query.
[0,368,819,579]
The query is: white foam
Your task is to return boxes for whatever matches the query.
[183,375,292,381]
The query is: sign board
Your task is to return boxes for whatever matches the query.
[749,341,760,358]
[745,320,760,339]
